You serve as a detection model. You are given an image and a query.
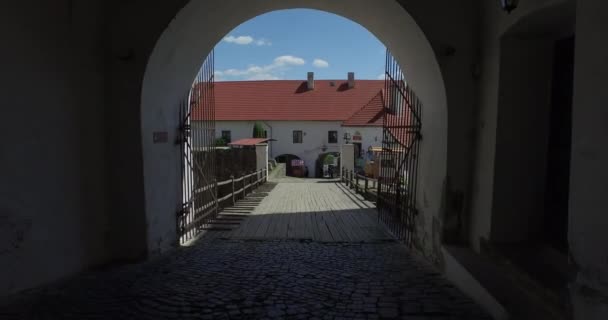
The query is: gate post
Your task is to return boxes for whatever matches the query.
[241,174,247,199]
[346,170,349,186]
[214,179,219,215]
[348,170,351,187]
[365,176,369,196]
[356,173,360,193]
[231,175,235,205]
[377,177,382,210]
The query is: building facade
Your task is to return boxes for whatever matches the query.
[201,74,385,176]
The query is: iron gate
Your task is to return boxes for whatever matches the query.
[377,50,422,247]
[178,51,216,244]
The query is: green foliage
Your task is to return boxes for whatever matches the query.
[323,154,335,165]
[215,138,227,146]
[252,122,265,138]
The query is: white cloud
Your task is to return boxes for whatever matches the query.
[223,35,253,45]
[223,35,272,46]
[312,59,329,68]
[215,55,306,81]
[274,55,305,66]
[255,39,272,46]
[377,73,385,80]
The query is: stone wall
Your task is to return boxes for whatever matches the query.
[0,0,111,297]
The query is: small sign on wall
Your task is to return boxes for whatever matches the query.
[153,131,169,144]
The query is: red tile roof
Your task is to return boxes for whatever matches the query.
[341,91,384,127]
[193,80,385,122]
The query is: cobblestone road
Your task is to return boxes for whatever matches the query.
[1,239,490,319]
[1,179,491,319]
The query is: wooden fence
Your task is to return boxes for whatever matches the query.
[179,168,267,243]
[340,167,378,202]
[216,168,268,207]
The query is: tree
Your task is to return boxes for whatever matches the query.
[324,154,335,165]
[252,122,265,138]
[215,138,227,146]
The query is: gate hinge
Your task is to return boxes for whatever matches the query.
[177,202,190,217]
[175,124,191,145]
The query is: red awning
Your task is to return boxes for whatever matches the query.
[228,138,275,146]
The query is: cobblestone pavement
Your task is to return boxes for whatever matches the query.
[1,238,491,319]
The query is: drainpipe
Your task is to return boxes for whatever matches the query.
[262,121,273,158]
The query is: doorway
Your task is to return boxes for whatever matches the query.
[543,35,574,254]
[353,142,363,173]
[490,6,576,310]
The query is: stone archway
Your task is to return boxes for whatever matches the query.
[141,0,448,253]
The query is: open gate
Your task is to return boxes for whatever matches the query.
[178,51,217,244]
[377,50,422,247]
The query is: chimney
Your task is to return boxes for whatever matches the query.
[347,72,355,89]
[307,72,314,90]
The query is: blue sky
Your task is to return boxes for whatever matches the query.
[213,9,386,81]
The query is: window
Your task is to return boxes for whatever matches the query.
[221,130,231,143]
[293,130,303,143]
[328,131,338,144]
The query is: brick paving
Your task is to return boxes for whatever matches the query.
[0,180,491,319]
[0,239,490,319]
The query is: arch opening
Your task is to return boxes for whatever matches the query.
[141,0,448,254]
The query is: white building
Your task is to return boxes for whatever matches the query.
[201,73,385,177]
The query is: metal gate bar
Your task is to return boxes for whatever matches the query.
[178,50,216,244]
[377,49,422,247]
